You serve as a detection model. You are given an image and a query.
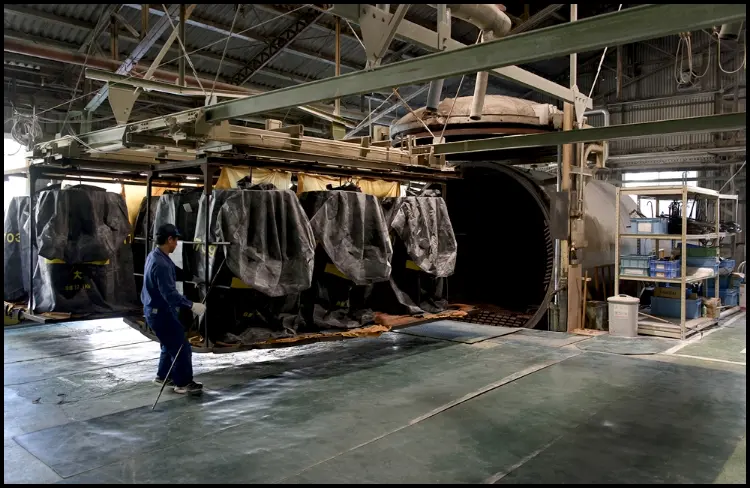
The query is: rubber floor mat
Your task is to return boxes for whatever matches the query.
[393,320,520,343]
[676,322,746,363]
[14,336,568,481]
[278,353,746,484]
[491,329,592,348]
[573,334,674,355]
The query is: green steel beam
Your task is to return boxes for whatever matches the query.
[432,113,747,155]
[203,4,746,123]
[331,4,580,105]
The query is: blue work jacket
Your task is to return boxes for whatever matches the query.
[141,247,192,317]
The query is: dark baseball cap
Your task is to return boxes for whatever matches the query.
[156,223,182,240]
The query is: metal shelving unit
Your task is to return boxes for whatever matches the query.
[614,185,731,339]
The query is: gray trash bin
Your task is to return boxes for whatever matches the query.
[607,295,640,337]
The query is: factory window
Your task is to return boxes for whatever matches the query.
[4,136,27,211]
[4,136,122,211]
[623,171,699,218]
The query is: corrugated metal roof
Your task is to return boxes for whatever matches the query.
[31,4,104,23]
[5,3,570,95]
[4,11,90,46]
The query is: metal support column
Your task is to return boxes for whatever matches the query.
[334,17,341,117]
[614,187,621,297]
[714,192,721,312]
[80,110,93,134]
[110,14,119,61]
[201,161,213,349]
[616,45,624,100]
[145,170,153,256]
[680,187,688,340]
[569,4,577,89]
[141,4,149,39]
[178,4,186,87]
[553,145,563,298]
[27,166,38,312]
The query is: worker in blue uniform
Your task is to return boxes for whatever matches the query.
[141,224,206,395]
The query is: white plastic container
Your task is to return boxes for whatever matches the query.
[607,295,640,337]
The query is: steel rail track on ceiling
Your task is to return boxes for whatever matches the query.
[432,113,747,155]
[34,5,746,153]
[202,4,745,122]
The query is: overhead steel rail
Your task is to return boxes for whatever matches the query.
[34,4,745,156]
[329,4,583,106]
[431,113,747,156]
[200,4,745,123]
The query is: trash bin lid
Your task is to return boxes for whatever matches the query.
[607,294,640,305]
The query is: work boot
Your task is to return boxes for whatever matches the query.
[153,377,175,387]
[173,381,203,395]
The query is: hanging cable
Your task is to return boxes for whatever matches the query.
[438,76,466,139]
[9,110,43,149]
[674,30,715,88]
[209,4,241,101]
[345,20,366,51]
[393,88,435,139]
[719,161,747,192]
[588,4,623,98]
[59,4,116,134]
[32,4,314,119]
[161,4,206,95]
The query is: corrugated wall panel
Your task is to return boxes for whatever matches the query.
[563,32,746,155]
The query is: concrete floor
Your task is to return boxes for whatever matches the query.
[4,314,746,484]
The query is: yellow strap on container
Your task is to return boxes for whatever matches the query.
[324,263,350,280]
[230,277,252,289]
[405,260,422,271]
[44,258,110,265]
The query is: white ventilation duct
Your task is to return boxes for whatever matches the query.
[428,5,512,120]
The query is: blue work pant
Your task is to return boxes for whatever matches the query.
[145,309,193,387]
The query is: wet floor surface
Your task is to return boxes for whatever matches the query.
[4,316,746,484]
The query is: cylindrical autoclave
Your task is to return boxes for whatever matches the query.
[391,95,627,330]
[445,163,554,329]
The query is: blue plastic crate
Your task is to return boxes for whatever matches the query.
[719,289,739,307]
[719,258,736,271]
[620,266,650,277]
[706,274,742,292]
[650,296,702,319]
[620,254,653,269]
[686,256,719,268]
[649,259,681,279]
[686,256,720,276]
[629,217,669,235]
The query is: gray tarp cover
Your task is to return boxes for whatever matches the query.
[373,196,456,315]
[214,189,315,297]
[35,185,131,263]
[30,186,138,313]
[382,197,457,278]
[303,191,392,285]
[33,244,138,314]
[193,189,238,284]
[3,196,32,301]
[152,191,203,281]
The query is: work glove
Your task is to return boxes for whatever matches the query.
[191,302,207,316]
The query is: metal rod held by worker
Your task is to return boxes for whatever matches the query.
[151,258,226,411]
[151,343,184,410]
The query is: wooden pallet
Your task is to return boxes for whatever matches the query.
[638,316,718,339]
